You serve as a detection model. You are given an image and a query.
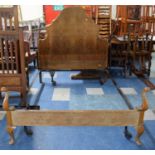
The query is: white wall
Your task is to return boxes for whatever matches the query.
[20,5,43,21]
[20,5,117,21]
[112,5,116,19]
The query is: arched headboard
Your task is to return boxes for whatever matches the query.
[38,7,108,70]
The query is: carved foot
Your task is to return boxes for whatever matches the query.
[50,71,56,86]
[124,126,132,140]
[99,78,106,85]
[9,137,15,145]
[99,69,109,85]
[7,127,15,145]
[24,126,33,136]
[135,137,142,145]
[135,125,144,145]
[52,80,56,86]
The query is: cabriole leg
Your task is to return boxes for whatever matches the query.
[50,71,56,86]
[7,127,15,145]
[135,125,144,145]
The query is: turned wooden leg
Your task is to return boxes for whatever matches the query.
[7,127,15,145]
[50,71,56,86]
[124,64,127,78]
[135,125,144,145]
[33,60,36,68]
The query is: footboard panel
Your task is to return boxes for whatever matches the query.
[2,87,150,145]
[11,110,139,126]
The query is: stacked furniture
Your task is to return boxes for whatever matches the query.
[116,5,142,35]
[141,6,155,34]
[116,5,155,35]
[130,33,154,76]
[92,5,112,38]
[109,34,130,77]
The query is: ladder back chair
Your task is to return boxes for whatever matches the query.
[0,5,27,106]
[131,33,153,76]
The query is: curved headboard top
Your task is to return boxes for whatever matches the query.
[39,7,100,55]
[49,7,98,28]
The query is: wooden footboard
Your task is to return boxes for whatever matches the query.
[1,87,150,145]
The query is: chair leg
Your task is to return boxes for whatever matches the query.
[123,59,127,78]
[20,91,27,107]
[33,59,36,68]
[141,56,146,72]
[148,55,152,77]
[124,67,126,78]
[128,58,132,76]
[26,70,29,88]
[99,69,109,85]
[140,56,145,74]
[39,71,42,83]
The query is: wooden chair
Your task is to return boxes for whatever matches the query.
[131,33,153,76]
[141,5,155,35]
[93,5,112,38]
[116,5,142,35]
[110,34,131,77]
[0,5,27,106]
[0,5,19,31]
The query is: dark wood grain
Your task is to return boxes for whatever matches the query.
[38,7,108,71]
